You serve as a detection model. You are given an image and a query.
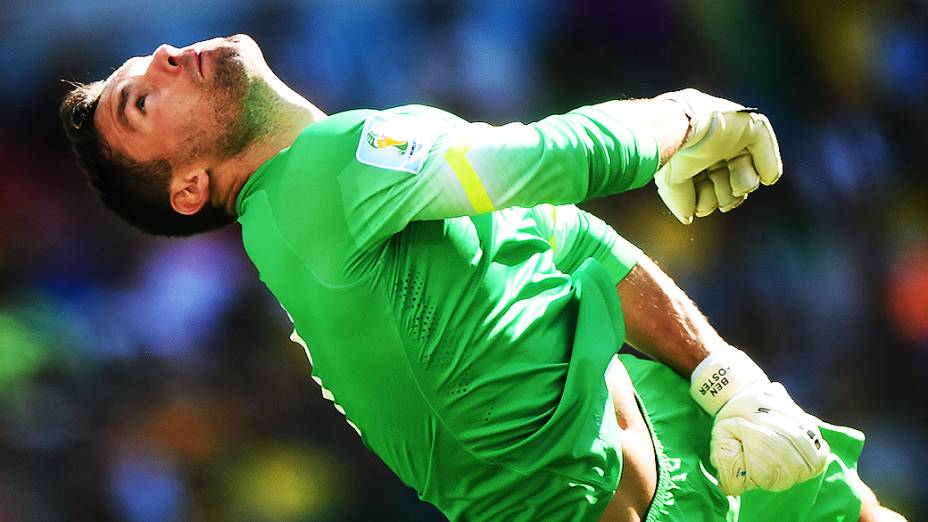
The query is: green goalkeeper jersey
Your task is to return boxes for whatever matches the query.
[235,103,659,521]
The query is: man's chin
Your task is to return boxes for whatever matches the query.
[223,38,272,84]
[226,33,255,46]
[226,34,264,65]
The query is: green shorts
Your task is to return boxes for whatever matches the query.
[620,354,867,522]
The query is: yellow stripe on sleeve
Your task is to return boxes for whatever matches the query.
[444,145,496,214]
[549,205,557,251]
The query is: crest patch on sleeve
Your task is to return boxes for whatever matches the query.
[356,112,437,173]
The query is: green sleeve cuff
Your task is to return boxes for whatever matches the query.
[625,127,660,191]
[600,231,643,284]
[569,104,661,196]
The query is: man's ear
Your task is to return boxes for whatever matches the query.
[169,168,210,216]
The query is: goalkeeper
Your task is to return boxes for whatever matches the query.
[60,35,904,521]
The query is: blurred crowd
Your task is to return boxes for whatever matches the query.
[1,0,926,520]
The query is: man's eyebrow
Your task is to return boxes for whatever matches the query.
[116,83,136,134]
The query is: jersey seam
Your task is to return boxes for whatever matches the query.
[256,190,378,291]
[241,192,372,444]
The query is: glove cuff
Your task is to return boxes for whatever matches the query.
[689,349,769,416]
[655,88,752,148]
[655,89,704,145]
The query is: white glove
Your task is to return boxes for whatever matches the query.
[655,89,783,224]
[690,349,829,496]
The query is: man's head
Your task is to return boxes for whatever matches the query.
[61,34,303,236]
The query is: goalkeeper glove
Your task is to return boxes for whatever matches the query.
[655,89,783,224]
[689,349,829,496]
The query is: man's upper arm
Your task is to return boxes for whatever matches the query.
[340,104,660,251]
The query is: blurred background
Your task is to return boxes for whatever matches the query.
[1,0,926,520]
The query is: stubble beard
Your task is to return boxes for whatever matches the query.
[209,47,285,159]
[166,45,285,223]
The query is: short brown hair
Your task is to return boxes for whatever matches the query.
[59,81,234,236]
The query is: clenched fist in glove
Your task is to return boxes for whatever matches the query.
[655,89,783,224]
[690,349,829,496]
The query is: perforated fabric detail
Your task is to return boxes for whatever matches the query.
[422,336,457,370]
[449,369,474,397]
[392,270,496,431]
[395,275,440,345]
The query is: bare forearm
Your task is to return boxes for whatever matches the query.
[617,255,730,377]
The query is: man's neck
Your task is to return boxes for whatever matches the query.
[214,92,325,215]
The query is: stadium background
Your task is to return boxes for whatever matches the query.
[1,0,926,520]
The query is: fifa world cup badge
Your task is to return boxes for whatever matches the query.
[356,113,436,173]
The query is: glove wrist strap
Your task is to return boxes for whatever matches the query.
[689,349,769,416]
[656,93,696,140]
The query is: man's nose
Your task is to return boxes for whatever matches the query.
[149,44,182,76]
